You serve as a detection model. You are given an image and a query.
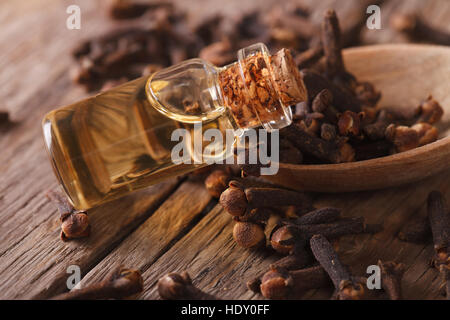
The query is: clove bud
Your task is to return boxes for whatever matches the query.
[260,265,330,299]
[220,183,312,217]
[233,221,266,248]
[416,95,444,124]
[271,217,366,255]
[158,271,219,300]
[247,247,314,294]
[310,234,366,300]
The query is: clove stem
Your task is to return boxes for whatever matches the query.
[51,266,143,300]
[310,234,365,300]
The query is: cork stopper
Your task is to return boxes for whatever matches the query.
[218,43,307,131]
[270,48,308,107]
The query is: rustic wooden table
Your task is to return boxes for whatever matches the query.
[1,0,449,300]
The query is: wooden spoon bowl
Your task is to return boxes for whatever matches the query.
[267,44,450,192]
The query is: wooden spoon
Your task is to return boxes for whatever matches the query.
[267,44,450,192]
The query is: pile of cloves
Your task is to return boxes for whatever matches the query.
[197,141,449,300]
[278,10,444,166]
[205,168,385,300]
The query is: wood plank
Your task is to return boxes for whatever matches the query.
[0,178,178,299]
[0,0,180,300]
[67,180,212,297]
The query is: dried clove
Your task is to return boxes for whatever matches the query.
[300,69,361,113]
[363,109,395,141]
[271,217,366,255]
[247,247,314,294]
[288,207,341,225]
[158,271,219,300]
[270,224,303,255]
[234,207,273,224]
[295,217,365,239]
[412,123,439,146]
[281,124,342,163]
[220,181,312,217]
[385,122,438,153]
[46,190,90,241]
[338,110,364,138]
[247,277,263,294]
[310,234,366,300]
[378,260,405,300]
[219,183,248,217]
[233,221,266,248]
[51,266,143,300]
[296,112,324,136]
[416,95,444,124]
[259,265,330,299]
[385,124,418,152]
[244,187,312,209]
[312,89,339,124]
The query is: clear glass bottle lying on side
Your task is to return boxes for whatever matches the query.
[42,43,307,210]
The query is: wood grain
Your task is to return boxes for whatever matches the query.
[66,180,212,298]
[0,0,449,300]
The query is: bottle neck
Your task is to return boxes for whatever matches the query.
[218,43,299,132]
[146,43,306,135]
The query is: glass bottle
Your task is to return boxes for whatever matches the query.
[42,43,307,210]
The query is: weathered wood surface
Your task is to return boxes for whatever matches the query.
[0,0,449,300]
